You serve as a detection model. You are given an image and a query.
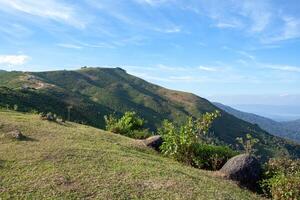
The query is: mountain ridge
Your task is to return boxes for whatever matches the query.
[0,67,300,159]
[214,102,300,143]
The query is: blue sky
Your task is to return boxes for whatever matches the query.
[0,0,300,106]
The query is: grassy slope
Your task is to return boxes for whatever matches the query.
[0,110,262,200]
[0,68,300,159]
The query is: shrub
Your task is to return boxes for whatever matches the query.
[236,133,259,155]
[193,144,238,170]
[261,158,300,199]
[159,117,198,164]
[104,111,151,139]
[130,129,153,140]
[159,111,223,167]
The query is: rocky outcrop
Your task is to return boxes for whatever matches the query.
[143,135,163,150]
[219,154,262,190]
[8,130,26,140]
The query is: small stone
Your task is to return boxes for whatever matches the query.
[9,130,26,140]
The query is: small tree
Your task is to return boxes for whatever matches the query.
[197,110,221,136]
[236,133,259,155]
[159,111,221,165]
[13,104,18,111]
[104,111,150,139]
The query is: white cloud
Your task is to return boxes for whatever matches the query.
[57,43,82,49]
[237,51,255,60]
[198,65,218,72]
[237,0,271,33]
[134,0,173,6]
[0,0,87,29]
[157,64,188,71]
[264,64,300,73]
[263,16,300,43]
[155,26,181,33]
[215,22,241,29]
[0,54,30,65]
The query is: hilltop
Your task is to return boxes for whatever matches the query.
[0,110,263,199]
[0,67,300,159]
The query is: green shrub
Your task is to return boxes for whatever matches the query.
[193,144,238,170]
[104,111,151,139]
[130,129,152,139]
[159,117,198,164]
[159,111,222,166]
[261,158,300,199]
[236,133,259,155]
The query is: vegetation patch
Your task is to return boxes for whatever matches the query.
[261,158,300,199]
[104,111,152,139]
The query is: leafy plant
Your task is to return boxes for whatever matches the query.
[193,144,238,170]
[159,111,222,166]
[261,158,300,199]
[236,134,259,155]
[104,111,151,139]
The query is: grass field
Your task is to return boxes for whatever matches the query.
[0,110,263,199]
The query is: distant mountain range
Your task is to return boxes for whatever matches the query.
[228,104,300,121]
[214,102,300,143]
[0,67,300,159]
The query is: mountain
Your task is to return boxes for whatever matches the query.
[0,110,263,199]
[214,102,300,143]
[0,67,300,159]
[229,104,300,121]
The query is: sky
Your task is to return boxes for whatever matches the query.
[0,0,300,108]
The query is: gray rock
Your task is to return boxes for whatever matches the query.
[9,130,25,140]
[143,135,163,150]
[219,154,261,189]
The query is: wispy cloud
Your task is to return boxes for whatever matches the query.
[0,54,30,65]
[263,16,300,43]
[264,64,300,73]
[0,0,88,29]
[237,51,255,60]
[198,65,218,72]
[57,43,82,49]
[134,0,173,7]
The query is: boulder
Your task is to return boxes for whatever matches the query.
[9,130,26,140]
[143,135,163,150]
[219,154,261,189]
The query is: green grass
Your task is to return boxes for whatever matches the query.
[0,110,263,199]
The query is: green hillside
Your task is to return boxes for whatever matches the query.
[0,67,300,159]
[0,110,262,199]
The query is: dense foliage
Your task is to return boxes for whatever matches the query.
[261,158,300,199]
[193,144,238,170]
[104,111,152,139]
[159,111,236,170]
